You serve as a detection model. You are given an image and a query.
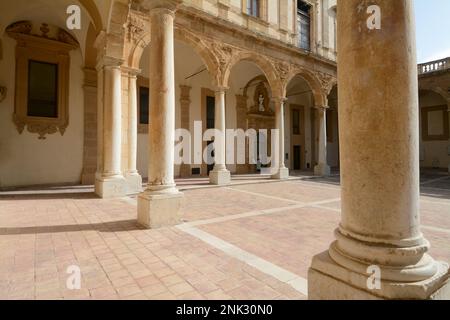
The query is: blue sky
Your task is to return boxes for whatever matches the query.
[414,0,450,63]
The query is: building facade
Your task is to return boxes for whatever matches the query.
[0,0,339,192]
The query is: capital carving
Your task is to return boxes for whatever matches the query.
[274,61,291,82]
[209,41,238,85]
[125,12,147,43]
[315,71,336,96]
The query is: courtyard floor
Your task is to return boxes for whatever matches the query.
[0,172,449,300]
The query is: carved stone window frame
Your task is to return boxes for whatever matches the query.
[421,105,449,141]
[7,21,78,139]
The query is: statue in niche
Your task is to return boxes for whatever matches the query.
[258,94,265,112]
[253,82,269,114]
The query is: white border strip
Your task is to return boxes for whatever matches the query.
[177,224,308,296]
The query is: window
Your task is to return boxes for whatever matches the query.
[139,86,149,125]
[292,109,300,135]
[326,109,333,142]
[7,21,78,139]
[206,96,215,129]
[27,61,58,118]
[297,1,311,51]
[421,106,449,141]
[247,0,260,18]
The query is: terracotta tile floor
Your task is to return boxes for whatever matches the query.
[0,173,449,300]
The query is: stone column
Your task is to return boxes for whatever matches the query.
[137,0,183,229]
[271,97,289,180]
[309,0,450,300]
[314,106,331,176]
[235,94,249,174]
[179,85,192,178]
[209,88,231,185]
[125,69,143,194]
[95,57,126,198]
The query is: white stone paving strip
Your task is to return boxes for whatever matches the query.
[224,187,303,205]
[176,223,309,296]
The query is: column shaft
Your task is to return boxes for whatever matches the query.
[137,4,183,229]
[125,71,142,194]
[95,61,126,198]
[309,0,449,300]
[209,89,231,185]
[147,8,176,193]
[272,98,289,180]
[314,107,331,176]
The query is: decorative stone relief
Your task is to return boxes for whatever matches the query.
[125,12,148,42]
[274,61,291,82]
[315,71,337,95]
[209,41,239,85]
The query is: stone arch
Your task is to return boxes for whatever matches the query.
[419,86,450,102]
[78,0,104,33]
[285,68,328,107]
[223,52,282,97]
[127,27,219,81]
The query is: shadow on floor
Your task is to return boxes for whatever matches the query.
[0,192,98,201]
[0,219,144,236]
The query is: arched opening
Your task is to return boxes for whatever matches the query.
[228,60,276,175]
[418,89,449,171]
[135,38,218,179]
[285,74,325,172]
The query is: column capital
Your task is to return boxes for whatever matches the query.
[271,97,288,105]
[96,56,124,71]
[214,86,229,93]
[121,66,141,77]
[142,0,182,12]
[314,105,329,111]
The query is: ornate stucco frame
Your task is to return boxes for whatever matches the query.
[7,22,78,139]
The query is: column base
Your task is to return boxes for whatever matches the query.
[209,169,231,185]
[271,168,290,180]
[95,175,127,198]
[314,163,331,176]
[125,172,143,195]
[308,251,450,300]
[137,191,183,229]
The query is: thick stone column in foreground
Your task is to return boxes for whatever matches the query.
[125,69,143,194]
[309,0,450,299]
[209,88,231,185]
[314,106,331,177]
[271,97,289,180]
[137,0,183,229]
[95,58,126,198]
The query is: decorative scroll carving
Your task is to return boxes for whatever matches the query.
[6,21,79,47]
[209,41,239,84]
[274,61,290,82]
[315,71,336,95]
[125,13,147,42]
